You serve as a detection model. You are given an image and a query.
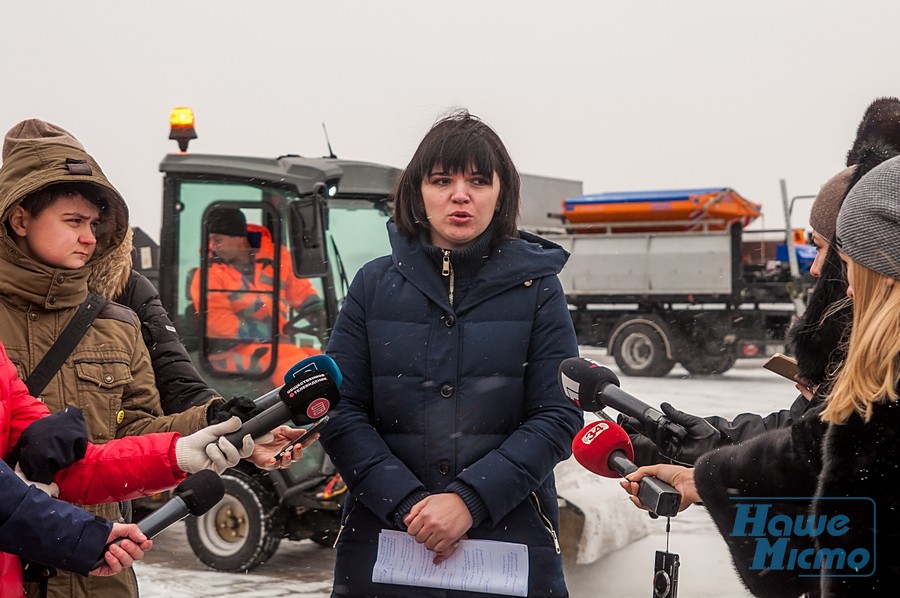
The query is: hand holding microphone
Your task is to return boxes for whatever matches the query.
[91,523,151,577]
[619,402,722,466]
[572,420,682,518]
[175,417,255,474]
[621,463,701,515]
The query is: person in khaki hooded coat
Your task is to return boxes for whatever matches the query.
[0,124,305,598]
[1,120,224,417]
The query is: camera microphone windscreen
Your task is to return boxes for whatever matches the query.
[176,470,226,516]
[558,357,618,412]
[572,420,682,518]
[254,354,344,413]
[283,354,343,387]
[572,420,635,478]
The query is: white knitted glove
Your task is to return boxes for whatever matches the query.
[175,417,255,474]
[15,464,59,497]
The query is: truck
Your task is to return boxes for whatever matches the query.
[527,188,816,377]
[131,108,592,572]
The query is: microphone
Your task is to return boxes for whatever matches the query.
[254,354,343,412]
[283,353,344,387]
[558,357,687,443]
[572,420,681,518]
[92,470,224,569]
[222,369,341,450]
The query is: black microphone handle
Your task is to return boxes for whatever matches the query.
[599,383,661,422]
[222,402,291,450]
[607,450,638,477]
[253,385,284,412]
[600,384,688,440]
[91,496,189,570]
[606,449,681,518]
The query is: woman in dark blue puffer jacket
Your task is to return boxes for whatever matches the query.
[320,110,583,597]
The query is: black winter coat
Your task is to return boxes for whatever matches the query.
[321,223,582,597]
[114,270,220,414]
[696,395,900,597]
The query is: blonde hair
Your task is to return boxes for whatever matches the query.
[822,261,900,423]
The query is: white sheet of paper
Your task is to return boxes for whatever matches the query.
[372,529,529,597]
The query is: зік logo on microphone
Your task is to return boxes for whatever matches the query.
[729,497,875,577]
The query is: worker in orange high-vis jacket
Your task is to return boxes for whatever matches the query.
[190,207,322,387]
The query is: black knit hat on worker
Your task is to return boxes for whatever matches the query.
[207,207,247,237]
[836,154,900,280]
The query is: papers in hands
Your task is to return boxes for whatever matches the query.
[372,529,528,597]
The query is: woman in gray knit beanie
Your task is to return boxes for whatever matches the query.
[799,152,900,595]
[826,153,900,422]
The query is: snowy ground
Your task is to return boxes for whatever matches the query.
[135,349,798,597]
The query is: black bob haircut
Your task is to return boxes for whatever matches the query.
[392,109,521,243]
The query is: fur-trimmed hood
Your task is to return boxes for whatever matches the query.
[87,227,133,299]
[0,119,132,300]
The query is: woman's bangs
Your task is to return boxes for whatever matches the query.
[424,133,499,178]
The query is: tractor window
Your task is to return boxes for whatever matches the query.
[174,180,327,397]
[325,200,392,305]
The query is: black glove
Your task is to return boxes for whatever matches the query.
[619,402,722,466]
[206,395,262,425]
[10,407,88,484]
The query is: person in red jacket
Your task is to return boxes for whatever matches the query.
[190,207,322,388]
[0,338,307,597]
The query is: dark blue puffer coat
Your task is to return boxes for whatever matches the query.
[321,222,582,597]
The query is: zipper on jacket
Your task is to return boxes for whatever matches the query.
[531,492,561,554]
[441,249,455,305]
[332,496,358,548]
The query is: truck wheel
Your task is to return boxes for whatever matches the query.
[681,349,737,376]
[185,472,285,573]
[611,320,675,377]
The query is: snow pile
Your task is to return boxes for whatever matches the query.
[555,456,651,565]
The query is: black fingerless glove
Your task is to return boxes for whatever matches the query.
[206,395,262,425]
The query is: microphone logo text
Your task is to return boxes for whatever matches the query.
[578,421,609,445]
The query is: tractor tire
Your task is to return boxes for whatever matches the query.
[185,472,285,573]
[610,319,675,377]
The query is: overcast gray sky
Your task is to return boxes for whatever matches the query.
[3,1,899,241]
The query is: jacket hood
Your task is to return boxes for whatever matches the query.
[0,123,130,299]
[2,119,84,159]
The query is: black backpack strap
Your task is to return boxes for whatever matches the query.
[21,559,56,592]
[25,293,108,398]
